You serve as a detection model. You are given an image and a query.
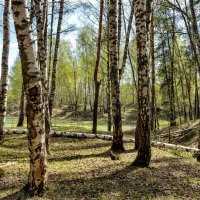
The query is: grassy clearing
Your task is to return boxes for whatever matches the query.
[0,134,200,200]
[5,116,134,132]
[5,116,169,135]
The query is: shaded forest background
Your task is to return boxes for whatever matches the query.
[6,0,200,130]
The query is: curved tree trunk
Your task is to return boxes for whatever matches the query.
[109,0,124,151]
[92,0,104,134]
[49,0,64,117]
[132,0,151,167]
[0,0,11,141]
[12,0,47,195]
[17,84,25,127]
[119,0,135,80]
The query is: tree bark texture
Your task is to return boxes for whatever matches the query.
[34,0,51,153]
[109,0,124,151]
[117,0,122,65]
[0,0,11,141]
[12,0,47,195]
[132,0,151,167]
[17,84,25,127]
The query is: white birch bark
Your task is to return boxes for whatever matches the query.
[0,0,11,141]
[12,0,47,195]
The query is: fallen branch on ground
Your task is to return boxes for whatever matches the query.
[5,129,200,153]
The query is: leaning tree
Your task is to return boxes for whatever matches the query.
[12,0,48,195]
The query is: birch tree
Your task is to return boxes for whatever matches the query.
[132,0,151,167]
[109,0,124,151]
[49,0,64,117]
[0,0,11,141]
[17,84,25,127]
[12,0,47,195]
[92,0,104,134]
[119,0,135,80]
[33,0,51,153]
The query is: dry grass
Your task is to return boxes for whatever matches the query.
[0,134,200,200]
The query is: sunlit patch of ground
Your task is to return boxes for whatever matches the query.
[0,134,199,199]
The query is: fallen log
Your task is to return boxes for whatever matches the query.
[4,129,200,153]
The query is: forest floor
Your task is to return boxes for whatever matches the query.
[0,134,200,200]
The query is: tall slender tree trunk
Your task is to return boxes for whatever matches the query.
[189,0,200,56]
[92,0,104,134]
[182,62,193,120]
[166,25,176,126]
[160,32,173,124]
[47,0,55,91]
[119,0,135,80]
[12,0,47,195]
[106,51,112,132]
[106,0,112,132]
[109,0,124,151]
[17,84,25,127]
[132,0,151,167]
[0,0,11,141]
[175,79,182,124]
[49,0,64,117]
[84,78,87,111]
[118,0,122,64]
[150,10,156,131]
[121,2,137,91]
[34,0,51,153]
[194,67,200,119]
[176,42,187,122]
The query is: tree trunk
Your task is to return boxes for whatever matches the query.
[194,67,200,119]
[106,53,112,132]
[12,0,47,195]
[84,78,87,111]
[189,0,200,57]
[109,0,124,151]
[0,0,11,141]
[132,0,151,167]
[150,10,156,131]
[175,79,181,124]
[117,0,122,65]
[119,0,135,80]
[106,0,112,132]
[176,42,187,122]
[122,2,137,91]
[166,22,176,127]
[49,0,64,117]
[92,0,104,134]
[17,84,25,127]
[34,0,51,153]
[47,0,55,92]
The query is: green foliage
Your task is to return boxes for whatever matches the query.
[7,56,22,110]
